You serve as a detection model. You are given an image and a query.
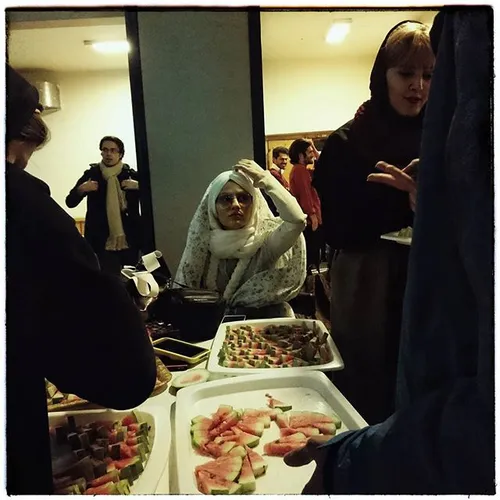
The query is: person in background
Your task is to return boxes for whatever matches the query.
[313,20,434,424]
[269,146,290,189]
[66,136,142,276]
[289,138,322,274]
[175,159,307,319]
[6,65,157,494]
[285,7,493,494]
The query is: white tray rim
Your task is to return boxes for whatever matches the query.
[206,318,344,375]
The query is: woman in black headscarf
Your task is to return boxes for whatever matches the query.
[313,21,435,424]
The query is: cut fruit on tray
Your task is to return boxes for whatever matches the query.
[171,368,210,393]
[265,393,292,412]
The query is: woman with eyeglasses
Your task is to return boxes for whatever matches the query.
[175,159,307,319]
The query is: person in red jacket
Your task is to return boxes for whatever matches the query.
[289,138,322,273]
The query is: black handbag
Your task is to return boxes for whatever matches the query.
[147,281,226,343]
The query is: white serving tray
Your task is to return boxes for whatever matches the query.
[174,371,367,495]
[49,405,170,494]
[206,318,344,376]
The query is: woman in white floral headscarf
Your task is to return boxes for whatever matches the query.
[175,159,307,318]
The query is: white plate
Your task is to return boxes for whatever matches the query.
[206,318,344,376]
[174,371,367,495]
[49,405,170,494]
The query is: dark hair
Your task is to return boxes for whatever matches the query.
[272,146,289,159]
[288,139,310,164]
[12,112,50,150]
[99,136,125,157]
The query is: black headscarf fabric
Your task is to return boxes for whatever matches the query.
[6,64,39,142]
[349,20,427,170]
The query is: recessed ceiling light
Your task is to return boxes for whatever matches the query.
[326,20,352,45]
[84,40,130,54]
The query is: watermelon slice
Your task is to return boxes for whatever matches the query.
[203,441,237,458]
[190,418,213,433]
[209,411,240,437]
[238,455,256,493]
[278,432,307,443]
[171,369,210,391]
[280,426,320,438]
[263,440,307,457]
[244,446,267,477]
[242,408,281,421]
[192,429,211,449]
[266,393,292,411]
[195,455,243,482]
[228,445,247,457]
[121,415,136,427]
[236,419,264,437]
[311,422,337,436]
[196,470,242,495]
[231,427,260,447]
[84,481,118,495]
[89,470,120,488]
[275,413,289,429]
[288,411,334,428]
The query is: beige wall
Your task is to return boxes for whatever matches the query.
[263,55,374,135]
[21,70,136,219]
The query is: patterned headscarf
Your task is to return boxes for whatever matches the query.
[175,170,306,307]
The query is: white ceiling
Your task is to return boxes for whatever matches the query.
[7,9,439,73]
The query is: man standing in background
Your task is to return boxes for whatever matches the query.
[269,146,290,189]
[289,138,323,274]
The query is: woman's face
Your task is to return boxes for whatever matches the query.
[215,180,253,230]
[386,61,434,117]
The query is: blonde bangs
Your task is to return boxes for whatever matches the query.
[384,23,434,69]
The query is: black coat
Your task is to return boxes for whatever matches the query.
[66,163,142,253]
[6,163,157,494]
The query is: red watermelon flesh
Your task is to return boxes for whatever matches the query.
[121,415,136,427]
[311,422,337,435]
[89,470,120,488]
[236,420,264,437]
[209,411,240,437]
[288,411,334,428]
[119,442,133,459]
[195,455,243,482]
[229,445,247,457]
[220,430,235,437]
[244,446,267,477]
[263,440,307,457]
[84,481,118,495]
[195,470,242,495]
[240,414,269,428]
[278,432,307,443]
[280,426,320,438]
[203,441,237,458]
[242,408,281,421]
[112,458,140,470]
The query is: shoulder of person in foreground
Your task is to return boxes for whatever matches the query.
[8,167,156,409]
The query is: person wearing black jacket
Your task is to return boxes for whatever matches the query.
[66,137,142,276]
[313,21,434,424]
[285,8,493,493]
[6,65,157,494]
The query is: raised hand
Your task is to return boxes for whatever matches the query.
[233,159,267,186]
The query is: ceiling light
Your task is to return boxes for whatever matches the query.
[325,20,351,45]
[84,40,130,54]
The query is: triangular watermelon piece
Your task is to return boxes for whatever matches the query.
[231,427,260,447]
[203,441,237,458]
[229,445,247,457]
[288,411,335,428]
[236,419,264,437]
[195,455,243,482]
[280,426,320,438]
[266,395,292,412]
[196,470,242,495]
[209,411,240,437]
[238,455,256,493]
[244,446,267,477]
[263,439,307,457]
[242,408,282,421]
[311,422,337,436]
[278,432,307,443]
